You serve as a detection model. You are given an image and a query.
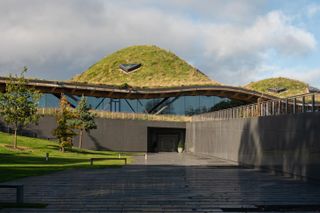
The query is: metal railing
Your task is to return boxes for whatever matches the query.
[37,108,191,122]
[192,93,320,122]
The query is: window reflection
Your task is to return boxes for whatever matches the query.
[38,93,238,115]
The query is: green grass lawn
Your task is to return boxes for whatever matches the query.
[0,132,129,182]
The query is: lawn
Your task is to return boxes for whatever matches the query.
[0,132,129,182]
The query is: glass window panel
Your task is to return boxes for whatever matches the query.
[39,93,59,108]
[38,93,235,115]
[184,96,201,115]
[170,96,184,115]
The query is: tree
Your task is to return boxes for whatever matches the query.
[71,96,97,149]
[52,95,76,152]
[0,68,41,148]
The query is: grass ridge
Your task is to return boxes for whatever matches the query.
[72,45,219,87]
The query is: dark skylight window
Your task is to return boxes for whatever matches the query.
[267,87,287,93]
[119,63,141,73]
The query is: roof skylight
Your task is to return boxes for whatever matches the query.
[119,64,141,73]
[267,87,287,93]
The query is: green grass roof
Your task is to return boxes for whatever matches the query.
[244,77,309,98]
[72,45,219,88]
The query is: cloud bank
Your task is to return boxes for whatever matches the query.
[0,0,318,86]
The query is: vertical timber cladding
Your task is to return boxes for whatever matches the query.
[147,128,186,152]
[186,112,320,181]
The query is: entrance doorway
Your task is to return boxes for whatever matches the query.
[147,128,185,152]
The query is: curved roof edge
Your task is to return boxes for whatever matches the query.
[0,77,276,103]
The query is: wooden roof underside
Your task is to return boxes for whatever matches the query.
[0,77,276,103]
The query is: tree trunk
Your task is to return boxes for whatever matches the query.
[13,128,17,149]
[60,141,65,152]
[78,129,83,149]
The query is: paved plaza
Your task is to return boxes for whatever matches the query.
[1,153,320,212]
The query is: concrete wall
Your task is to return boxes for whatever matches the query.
[1,116,185,152]
[2,110,319,181]
[186,112,320,181]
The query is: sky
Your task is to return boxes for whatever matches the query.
[1,0,320,87]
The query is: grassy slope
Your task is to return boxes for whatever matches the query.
[72,45,219,88]
[245,77,309,98]
[0,132,129,182]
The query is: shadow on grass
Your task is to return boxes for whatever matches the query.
[0,154,88,165]
[0,164,122,183]
[0,167,65,183]
[0,203,48,209]
[0,152,125,182]
[46,145,115,156]
[65,148,115,156]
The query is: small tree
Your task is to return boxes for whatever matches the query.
[71,96,97,149]
[0,68,40,148]
[52,95,76,152]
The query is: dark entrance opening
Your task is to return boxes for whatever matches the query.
[147,127,185,152]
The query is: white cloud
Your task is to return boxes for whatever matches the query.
[307,4,320,17]
[0,0,317,87]
[143,0,267,24]
[198,11,316,85]
[259,65,320,88]
[202,11,316,59]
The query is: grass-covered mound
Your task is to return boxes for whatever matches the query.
[0,132,128,182]
[244,77,309,98]
[72,45,219,88]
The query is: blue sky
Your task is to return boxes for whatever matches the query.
[0,0,320,87]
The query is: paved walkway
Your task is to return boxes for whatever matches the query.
[133,152,237,166]
[1,153,320,212]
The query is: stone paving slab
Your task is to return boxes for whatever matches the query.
[1,153,320,212]
[133,152,237,166]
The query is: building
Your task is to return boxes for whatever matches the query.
[0,45,276,152]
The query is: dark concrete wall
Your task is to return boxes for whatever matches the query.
[186,112,320,181]
[1,116,185,152]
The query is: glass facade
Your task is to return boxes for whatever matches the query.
[38,93,229,115]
